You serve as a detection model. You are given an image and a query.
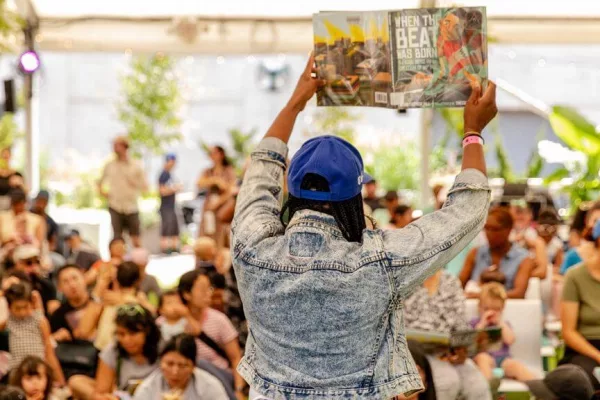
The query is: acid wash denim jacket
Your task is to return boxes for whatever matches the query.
[232,137,491,400]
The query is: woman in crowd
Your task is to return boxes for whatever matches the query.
[460,207,534,299]
[177,270,245,399]
[133,334,229,400]
[560,217,600,390]
[405,270,491,400]
[0,190,45,254]
[536,208,564,272]
[0,147,26,211]
[197,146,236,247]
[69,304,160,399]
[560,201,600,276]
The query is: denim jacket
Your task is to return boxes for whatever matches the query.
[232,138,490,400]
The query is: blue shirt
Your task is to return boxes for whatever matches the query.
[231,137,491,400]
[560,248,583,275]
[471,244,529,290]
[158,170,175,210]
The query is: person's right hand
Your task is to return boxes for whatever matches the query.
[287,53,326,113]
[464,81,497,134]
[53,328,73,342]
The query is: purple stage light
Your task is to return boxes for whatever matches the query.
[19,51,40,74]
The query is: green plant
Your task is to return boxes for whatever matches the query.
[364,141,420,192]
[304,108,360,143]
[117,54,182,157]
[0,113,22,150]
[544,106,600,209]
[0,0,23,53]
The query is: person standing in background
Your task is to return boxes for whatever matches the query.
[30,190,58,252]
[0,146,26,211]
[158,153,182,254]
[97,136,148,248]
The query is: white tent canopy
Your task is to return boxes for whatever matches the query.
[15,0,600,54]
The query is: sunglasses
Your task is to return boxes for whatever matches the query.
[117,303,146,317]
[22,257,40,266]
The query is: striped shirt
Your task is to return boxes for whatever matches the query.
[194,308,238,370]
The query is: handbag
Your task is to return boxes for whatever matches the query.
[55,339,99,379]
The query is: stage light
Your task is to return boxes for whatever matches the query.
[18,51,40,74]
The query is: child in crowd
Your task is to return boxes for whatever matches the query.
[9,356,55,400]
[194,237,217,271]
[157,291,192,342]
[471,283,535,382]
[0,283,65,386]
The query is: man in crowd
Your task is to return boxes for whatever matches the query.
[12,244,60,315]
[50,264,100,342]
[128,247,161,306]
[30,190,59,251]
[158,153,182,254]
[362,175,382,212]
[391,205,413,229]
[97,136,148,247]
[64,229,101,273]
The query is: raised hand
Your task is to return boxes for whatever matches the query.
[287,52,326,113]
[464,81,497,134]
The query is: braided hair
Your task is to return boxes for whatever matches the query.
[281,173,366,243]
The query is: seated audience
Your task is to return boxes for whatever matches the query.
[156,290,200,343]
[85,238,126,286]
[9,356,55,400]
[50,265,101,343]
[536,208,564,272]
[362,175,382,212]
[460,207,534,299]
[372,190,399,228]
[194,237,217,271]
[0,189,45,252]
[178,270,246,398]
[10,246,59,316]
[79,261,155,351]
[525,364,597,400]
[1,282,65,386]
[64,230,100,274]
[390,205,413,229]
[0,146,26,211]
[133,334,229,400]
[567,202,592,250]
[128,248,161,306]
[30,191,58,253]
[471,283,535,382]
[404,270,491,400]
[407,340,437,400]
[560,227,600,390]
[561,201,600,275]
[69,304,160,399]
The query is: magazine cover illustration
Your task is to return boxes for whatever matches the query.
[389,7,487,108]
[313,11,392,107]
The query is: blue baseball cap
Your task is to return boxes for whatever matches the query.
[165,153,177,162]
[288,135,365,202]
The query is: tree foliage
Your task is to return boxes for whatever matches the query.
[0,0,23,53]
[305,108,360,143]
[117,54,182,157]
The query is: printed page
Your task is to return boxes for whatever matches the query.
[313,11,393,108]
[388,7,487,108]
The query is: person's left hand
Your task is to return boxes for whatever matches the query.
[287,53,326,113]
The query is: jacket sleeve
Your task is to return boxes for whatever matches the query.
[382,169,490,296]
[232,137,288,254]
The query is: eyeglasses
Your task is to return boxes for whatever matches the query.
[22,257,39,266]
[117,303,146,317]
[537,224,557,234]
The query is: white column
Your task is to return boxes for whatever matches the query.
[419,109,433,208]
[24,72,40,194]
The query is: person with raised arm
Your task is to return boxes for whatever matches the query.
[232,54,497,400]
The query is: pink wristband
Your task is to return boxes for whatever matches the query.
[462,135,484,148]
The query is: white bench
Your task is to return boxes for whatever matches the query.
[465,298,544,393]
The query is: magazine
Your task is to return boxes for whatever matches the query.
[313,7,487,109]
[406,327,502,356]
